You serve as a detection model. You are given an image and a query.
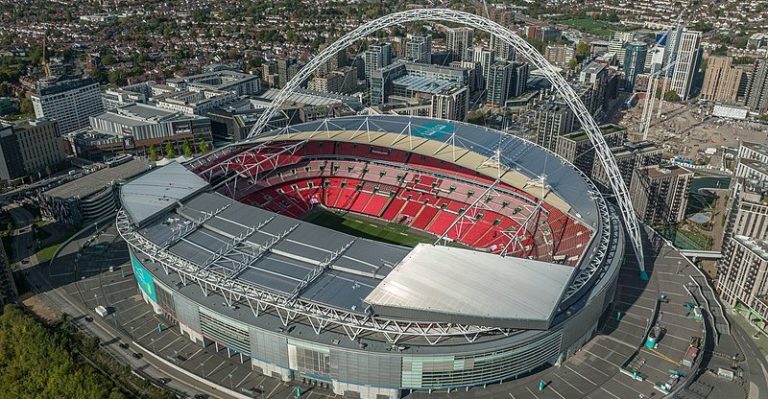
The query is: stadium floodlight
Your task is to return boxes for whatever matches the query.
[245,8,647,279]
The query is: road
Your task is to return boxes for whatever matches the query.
[7,210,243,399]
[731,321,768,399]
[7,205,37,265]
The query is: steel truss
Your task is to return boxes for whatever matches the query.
[243,8,646,274]
[116,210,511,345]
[191,117,613,303]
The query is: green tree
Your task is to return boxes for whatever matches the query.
[101,53,116,66]
[663,90,680,102]
[148,144,158,162]
[197,139,209,154]
[575,42,591,62]
[19,97,33,115]
[164,142,176,158]
[182,140,193,158]
[568,58,578,70]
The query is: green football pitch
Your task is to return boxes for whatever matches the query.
[302,209,436,247]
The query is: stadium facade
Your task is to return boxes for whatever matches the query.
[117,116,625,399]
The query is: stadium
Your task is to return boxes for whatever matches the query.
[116,115,626,399]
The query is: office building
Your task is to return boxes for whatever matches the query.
[102,88,147,111]
[430,86,469,121]
[555,124,626,176]
[31,77,103,135]
[669,30,702,100]
[405,35,432,64]
[154,89,238,115]
[623,42,648,91]
[0,119,65,183]
[369,61,471,106]
[746,57,768,114]
[535,101,575,150]
[630,165,693,226]
[701,56,743,103]
[167,70,261,96]
[445,27,474,61]
[67,104,212,161]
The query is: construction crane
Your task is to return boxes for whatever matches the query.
[42,34,52,79]
[639,14,684,140]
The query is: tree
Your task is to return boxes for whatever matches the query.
[663,90,681,102]
[164,142,176,158]
[182,141,193,158]
[568,58,578,70]
[19,98,33,115]
[197,139,209,154]
[148,144,158,162]
[575,42,591,62]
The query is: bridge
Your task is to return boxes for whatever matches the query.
[679,249,723,260]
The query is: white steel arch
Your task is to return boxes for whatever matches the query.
[247,8,646,276]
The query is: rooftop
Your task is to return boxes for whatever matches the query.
[120,161,209,227]
[44,158,150,200]
[364,244,573,328]
[391,75,460,95]
[734,235,768,261]
[642,164,693,178]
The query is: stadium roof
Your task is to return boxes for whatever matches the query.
[121,161,209,227]
[121,162,582,328]
[252,116,601,230]
[364,244,573,329]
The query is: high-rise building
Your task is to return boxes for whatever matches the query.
[716,141,768,320]
[364,42,394,80]
[308,73,345,94]
[0,119,64,183]
[317,49,347,76]
[608,40,628,65]
[509,62,529,98]
[405,35,432,64]
[746,57,768,114]
[31,77,103,135]
[717,235,768,319]
[591,141,663,191]
[472,47,495,88]
[430,86,469,121]
[630,165,693,226]
[490,35,515,61]
[669,30,702,100]
[486,62,513,107]
[701,56,743,103]
[445,27,474,61]
[276,57,298,89]
[554,124,626,176]
[579,62,609,112]
[623,42,648,91]
[534,101,575,150]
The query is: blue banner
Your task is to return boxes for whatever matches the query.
[131,255,158,302]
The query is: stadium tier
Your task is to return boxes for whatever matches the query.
[117,116,625,399]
